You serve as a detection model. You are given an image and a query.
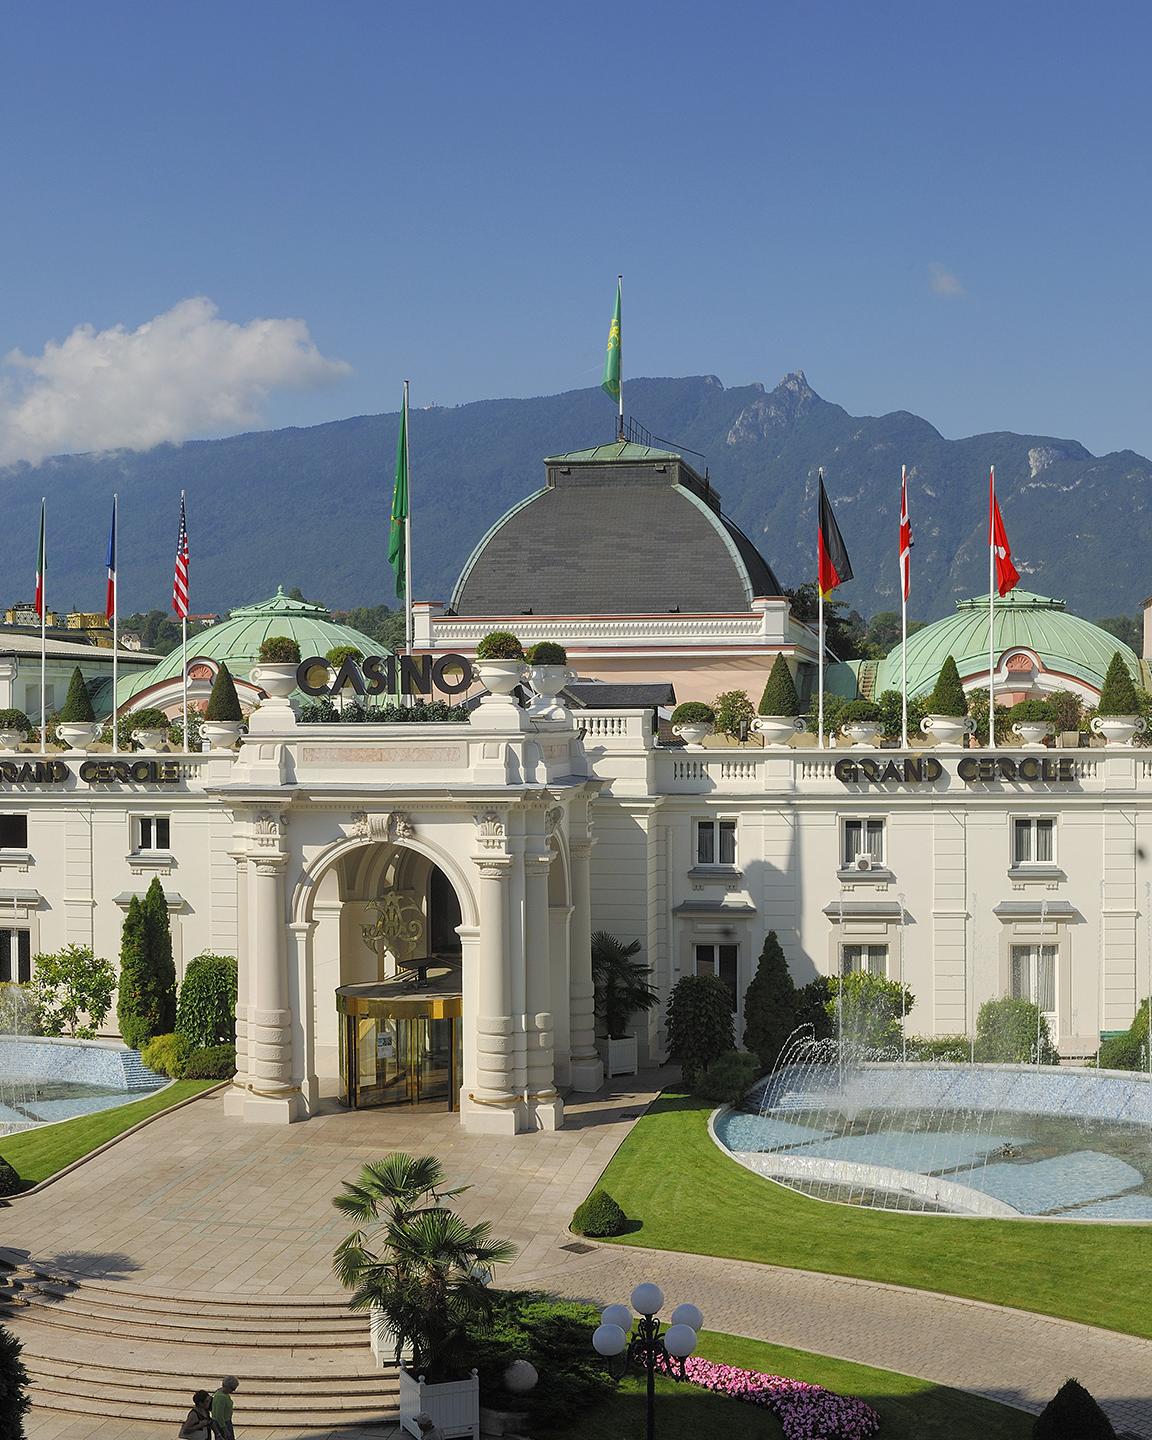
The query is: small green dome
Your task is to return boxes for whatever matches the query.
[875,590,1140,699]
[118,588,386,704]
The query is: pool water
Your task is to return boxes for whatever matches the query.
[0,1078,164,1131]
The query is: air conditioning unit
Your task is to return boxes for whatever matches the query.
[855,853,874,871]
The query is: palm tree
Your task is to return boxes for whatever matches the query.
[592,931,660,1040]
[332,1153,516,1382]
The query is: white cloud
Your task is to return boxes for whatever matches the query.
[928,263,965,298]
[0,297,352,465]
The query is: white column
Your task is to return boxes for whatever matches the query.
[242,834,302,1123]
[568,838,604,1092]
[289,920,319,1113]
[223,852,250,1119]
[524,853,563,1129]
[461,858,527,1134]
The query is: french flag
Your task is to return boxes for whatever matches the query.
[105,497,117,622]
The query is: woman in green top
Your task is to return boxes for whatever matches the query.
[210,1376,239,1440]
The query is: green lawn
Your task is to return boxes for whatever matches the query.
[552,1328,1033,1439]
[592,1092,1152,1339]
[0,1080,219,1187]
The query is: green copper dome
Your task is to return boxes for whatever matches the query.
[874,590,1140,700]
[118,588,386,704]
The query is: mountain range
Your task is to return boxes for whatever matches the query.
[1,373,1148,623]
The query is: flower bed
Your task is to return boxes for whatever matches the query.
[671,1355,880,1439]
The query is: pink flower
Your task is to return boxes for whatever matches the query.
[658,1355,880,1439]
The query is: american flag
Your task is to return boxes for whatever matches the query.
[172,492,189,619]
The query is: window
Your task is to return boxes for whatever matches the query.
[136,816,171,851]
[1010,943,1057,1018]
[842,818,885,869]
[0,929,31,984]
[694,942,738,1007]
[1012,817,1054,866]
[841,944,888,977]
[696,818,736,867]
[0,815,27,849]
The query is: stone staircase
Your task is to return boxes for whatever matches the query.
[0,1253,399,1431]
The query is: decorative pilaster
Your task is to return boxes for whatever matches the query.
[223,851,250,1119]
[524,853,563,1129]
[568,837,604,1092]
[462,856,527,1134]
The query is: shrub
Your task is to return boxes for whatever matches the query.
[758,655,800,717]
[299,698,469,723]
[926,656,968,717]
[876,689,928,740]
[1032,1378,1117,1439]
[592,932,658,1040]
[1047,688,1083,734]
[838,699,881,725]
[1097,651,1140,717]
[325,644,364,666]
[129,707,170,732]
[183,1043,237,1079]
[1097,997,1150,1071]
[665,974,734,1087]
[670,701,714,726]
[0,1156,22,1197]
[31,945,116,1038]
[805,691,848,737]
[475,631,524,661]
[176,954,238,1048]
[694,1049,762,1105]
[0,1323,31,1439]
[827,971,915,1051]
[57,667,95,724]
[906,1035,972,1062]
[794,977,834,1039]
[204,663,243,722]
[524,641,567,665]
[742,930,796,1070]
[711,689,755,738]
[974,996,1059,1064]
[0,710,32,735]
[1009,698,1053,725]
[258,635,301,663]
[570,1187,626,1237]
[140,1031,193,1078]
[969,691,1013,746]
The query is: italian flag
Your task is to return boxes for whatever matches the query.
[34,501,45,617]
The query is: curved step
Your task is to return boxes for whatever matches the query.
[21,1288,363,1333]
[25,1356,396,1392]
[10,1305,363,1348]
[25,1384,398,1428]
[29,1281,359,1323]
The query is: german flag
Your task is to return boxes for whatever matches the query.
[817,470,853,598]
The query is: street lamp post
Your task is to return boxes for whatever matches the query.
[591,1283,702,1440]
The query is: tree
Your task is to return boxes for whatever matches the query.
[876,689,928,740]
[143,878,176,1033]
[862,612,927,659]
[57,667,95,724]
[786,584,867,660]
[116,884,176,1050]
[665,974,734,1087]
[826,971,915,1052]
[0,1324,31,1440]
[175,954,238,1048]
[926,655,968,716]
[742,931,796,1070]
[711,689,755,738]
[1094,615,1140,652]
[204,663,243,722]
[794,977,834,1039]
[591,932,659,1040]
[758,656,800,717]
[31,945,116,1038]
[332,1153,516,1382]
[1097,651,1141,716]
[1033,1378,1117,1440]
[974,997,1058,1065]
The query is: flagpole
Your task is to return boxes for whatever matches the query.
[39,499,46,755]
[111,493,119,754]
[181,490,189,751]
[988,466,996,748]
[617,274,624,440]
[817,585,825,750]
[403,379,413,659]
[900,465,908,749]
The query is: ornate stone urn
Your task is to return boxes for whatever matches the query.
[1091,714,1146,747]
[527,663,573,719]
[672,720,713,747]
[131,728,168,752]
[841,720,882,748]
[0,729,26,752]
[752,715,805,747]
[201,720,244,751]
[475,658,526,701]
[921,714,975,748]
[249,663,298,702]
[1012,721,1052,749]
[55,722,100,751]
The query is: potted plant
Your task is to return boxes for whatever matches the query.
[201,663,245,750]
[592,931,659,1077]
[474,631,526,701]
[128,707,171,751]
[670,701,715,747]
[1091,652,1147,747]
[1009,697,1054,749]
[838,698,883,748]
[752,656,805,746]
[0,709,31,752]
[251,635,301,701]
[920,656,975,748]
[333,1153,514,1438]
[524,641,572,718]
[55,667,100,750]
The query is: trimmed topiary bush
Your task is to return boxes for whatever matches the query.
[57,667,95,724]
[694,1049,762,1105]
[0,710,32,735]
[570,1187,626,1238]
[475,631,524,661]
[974,996,1059,1065]
[183,1043,236,1079]
[524,641,567,665]
[175,953,238,1048]
[1032,1378,1117,1439]
[665,974,734,1087]
[140,1031,193,1078]
[1009,698,1053,724]
[926,656,968,717]
[0,1322,31,1438]
[758,655,800,717]
[0,1155,22,1197]
[670,701,715,725]
[325,644,364,666]
[838,699,881,724]
[1097,651,1141,716]
[204,663,243,722]
[258,635,301,663]
[742,930,796,1070]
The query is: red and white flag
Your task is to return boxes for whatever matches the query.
[989,467,1019,598]
[899,465,912,602]
[172,492,189,619]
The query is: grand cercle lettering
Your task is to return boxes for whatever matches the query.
[295,652,474,699]
[0,759,180,786]
[834,755,1076,785]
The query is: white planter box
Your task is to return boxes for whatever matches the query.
[399,1367,480,1438]
[370,1304,413,1368]
[599,1034,638,1077]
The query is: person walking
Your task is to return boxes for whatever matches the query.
[211,1376,240,1440]
[178,1391,213,1440]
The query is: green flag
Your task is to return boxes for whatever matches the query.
[387,396,409,599]
[601,279,621,400]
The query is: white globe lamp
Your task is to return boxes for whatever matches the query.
[630,1282,664,1317]
[600,1303,633,1332]
[670,1303,704,1333]
[592,1323,629,1358]
[663,1324,698,1359]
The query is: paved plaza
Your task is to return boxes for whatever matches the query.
[3,1073,1151,1438]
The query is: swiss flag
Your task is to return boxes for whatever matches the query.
[989,467,1019,598]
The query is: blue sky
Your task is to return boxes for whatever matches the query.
[2,0,1150,461]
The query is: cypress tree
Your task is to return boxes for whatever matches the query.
[1032,1378,1117,1439]
[758,655,801,717]
[144,877,177,1035]
[204,663,243,722]
[927,655,968,717]
[1097,651,1140,716]
[57,667,95,724]
[116,884,176,1049]
[742,930,797,1070]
